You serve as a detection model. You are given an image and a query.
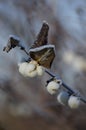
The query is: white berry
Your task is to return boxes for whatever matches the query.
[25,63,37,77]
[57,91,70,105]
[46,81,60,95]
[37,66,44,76]
[18,62,37,77]
[18,62,28,76]
[68,95,80,109]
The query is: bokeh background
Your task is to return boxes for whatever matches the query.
[0,0,86,130]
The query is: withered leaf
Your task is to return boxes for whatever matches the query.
[3,35,20,52]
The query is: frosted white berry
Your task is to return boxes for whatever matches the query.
[57,91,70,105]
[68,95,80,109]
[24,63,37,77]
[37,66,44,76]
[46,81,60,95]
[18,62,37,77]
[25,63,36,72]
[18,62,28,77]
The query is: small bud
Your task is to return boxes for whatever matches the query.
[46,81,60,95]
[57,91,70,106]
[37,66,44,76]
[68,95,80,109]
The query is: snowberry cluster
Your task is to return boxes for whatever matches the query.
[18,60,44,77]
[18,60,80,109]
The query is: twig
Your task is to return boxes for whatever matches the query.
[20,46,29,55]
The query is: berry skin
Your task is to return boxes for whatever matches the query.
[57,91,70,105]
[18,62,37,77]
[46,81,60,95]
[37,66,44,76]
[18,62,28,77]
[68,95,80,109]
[25,63,37,77]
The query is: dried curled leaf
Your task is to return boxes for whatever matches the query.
[3,35,21,52]
[30,21,49,49]
[29,21,55,68]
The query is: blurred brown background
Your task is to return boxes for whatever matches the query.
[0,0,86,130]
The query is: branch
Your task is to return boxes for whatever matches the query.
[11,44,86,105]
[3,27,86,110]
